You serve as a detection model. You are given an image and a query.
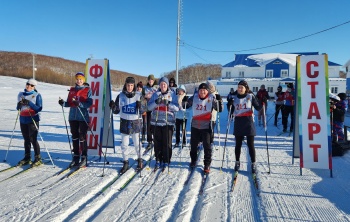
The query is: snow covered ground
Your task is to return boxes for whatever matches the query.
[1,75,350,222]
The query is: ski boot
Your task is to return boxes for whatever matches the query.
[154,161,160,169]
[18,154,32,166]
[204,165,210,174]
[234,161,240,171]
[137,158,143,170]
[78,156,87,168]
[120,160,129,174]
[69,155,80,167]
[32,155,43,166]
[163,162,169,169]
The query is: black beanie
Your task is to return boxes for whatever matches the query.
[198,83,209,91]
[125,77,135,84]
[238,80,249,91]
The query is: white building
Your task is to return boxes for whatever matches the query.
[214,52,345,98]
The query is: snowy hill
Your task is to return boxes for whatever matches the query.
[1,76,350,221]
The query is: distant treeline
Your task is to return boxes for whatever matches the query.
[0,51,222,88]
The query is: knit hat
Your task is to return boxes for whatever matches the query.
[148,74,155,81]
[178,84,186,93]
[125,77,135,84]
[338,92,346,101]
[169,77,176,84]
[277,85,282,90]
[75,72,85,81]
[158,77,169,86]
[26,78,38,86]
[260,84,265,89]
[206,81,216,93]
[198,83,209,91]
[238,80,249,91]
[137,81,143,88]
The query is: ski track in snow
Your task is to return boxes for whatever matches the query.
[1,76,350,221]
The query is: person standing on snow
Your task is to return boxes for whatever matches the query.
[332,92,347,142]
[183,83,223,174]
[207,81,223,148]
[109,77,143,174]
[148,77,179,169]
[227,80,263,173]
[274,85,284,126]
[16,78,43,166]
[58,72,92,168]
[282,83,295,132]
[175,84,189,147]
[256,84,269,126]
[142,74,158,150]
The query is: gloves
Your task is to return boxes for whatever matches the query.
[58,99,64,106]
[72,99,80,106]
[163,99,169,106]
[155,96,162,105]
[109,100,115,109]
[215,94,221,100]
[182,96,188,102]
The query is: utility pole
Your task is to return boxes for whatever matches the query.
[32,53,36,79]
[175,0,181,84]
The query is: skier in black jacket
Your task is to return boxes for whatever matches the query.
[227,80,263,173]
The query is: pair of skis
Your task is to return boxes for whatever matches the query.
[0,159,53,183]
[230,170,259,195]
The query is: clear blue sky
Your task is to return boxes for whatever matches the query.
[1,0,350,79]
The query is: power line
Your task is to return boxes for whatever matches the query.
[182,19,350,53]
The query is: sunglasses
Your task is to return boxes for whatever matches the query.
[26,83,35,87]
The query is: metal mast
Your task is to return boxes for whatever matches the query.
[176,0,181,84]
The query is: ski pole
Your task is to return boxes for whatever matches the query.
[165,98,170,174]
[3,109,20,162]
[216,97,221,150]
[59,97,73,158]
[100,108,113,177]
[179,101,187,163]
[27,110,55,167]
[138,108,143,178]
[262,103,271,174]
[220,104,232,170]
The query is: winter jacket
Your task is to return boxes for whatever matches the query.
[148,88,179,126]
[275,91,285,105]
[17,89,42,124]
[63,85,92,122]
[256,89,270,106]
[232,92,262,136]
[142,82,159,111]
[283,89,295,106]
[186,93,223,130]
[113,91,142,134]
[333,100,347,122]
[175,85,190,120]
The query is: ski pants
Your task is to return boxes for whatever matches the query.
[274,104,283,125]
[69,120,88,157]
[153,125,173,164]
[175,118,187,144]
[282,105,294,131]
[20,122,40,157]
[120,133,141,161]
[234,135,256,163]
[332,121,345,142]
[190,127,212,167]
[146,111,153,143]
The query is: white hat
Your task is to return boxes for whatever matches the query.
[27,78,38,86]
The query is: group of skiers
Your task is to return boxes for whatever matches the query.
[15,73,347,176]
